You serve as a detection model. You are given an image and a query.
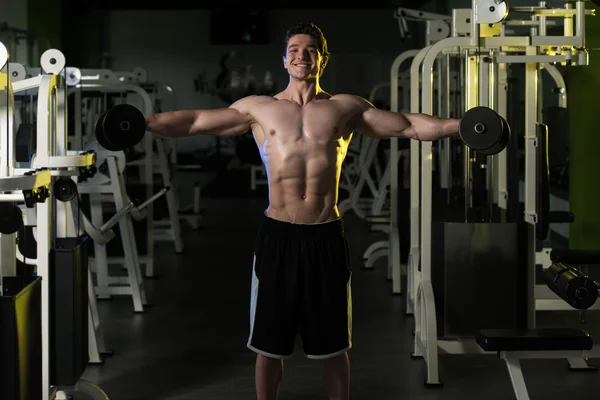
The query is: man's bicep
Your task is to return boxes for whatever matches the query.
[354,107,412,138]
[191,107,253,137]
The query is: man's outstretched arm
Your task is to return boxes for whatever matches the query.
[348,97,459,141]
[398,112,460,141]
[144,97,256,138]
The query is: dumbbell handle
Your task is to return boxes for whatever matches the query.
[130,186,170,221]
[81,200,140,245]
[85,186,168,240]
[133,186,170,212]
[80,213,113,245]
[99,201,136,233]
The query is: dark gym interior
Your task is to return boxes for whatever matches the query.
[2,0,600,399]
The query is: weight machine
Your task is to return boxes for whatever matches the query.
[0,41,170,399]
[0,43,110,399]
[77,139,165,314]
[404,0,600,394]
[8,62,164,314]
[477,257,600,400]
[67,66,185,280]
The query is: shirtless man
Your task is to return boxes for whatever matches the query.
[145,22,459,400]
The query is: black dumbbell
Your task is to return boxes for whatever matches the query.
[459,106,511,156]
[95,104,147,152]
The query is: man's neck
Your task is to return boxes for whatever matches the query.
[283,78,325,105]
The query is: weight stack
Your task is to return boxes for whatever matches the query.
[50,236,89,386]
[431,221,534,339]
[0,276,43,400]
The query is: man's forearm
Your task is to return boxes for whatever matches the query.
[436,117,460,139]
[403,113,460,141]
[144,110,198,138]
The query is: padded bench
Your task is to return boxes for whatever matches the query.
[476,328,594,400]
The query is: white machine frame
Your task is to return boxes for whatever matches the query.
[388,11,454,296]
[1,44,171,399]
[405,0,599,392]
[68,67,184,276]
[9,64,161,315]
[0,45,111,399]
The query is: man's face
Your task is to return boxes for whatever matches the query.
[283,34,327,80]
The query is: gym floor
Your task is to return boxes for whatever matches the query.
[80,195,600,399]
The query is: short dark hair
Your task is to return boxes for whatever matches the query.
[281,22,330,59]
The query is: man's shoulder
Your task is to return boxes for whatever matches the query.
[330,93,365,104]
[239,95,279,105]
[329,94,371,111]
[230,95,278,113]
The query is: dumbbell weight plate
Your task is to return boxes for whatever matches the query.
[94,111,119,151]
[459,106,504,155]
[482,115,511,156]
[101,104,146,150]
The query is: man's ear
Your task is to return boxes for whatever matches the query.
[283,56,288,69]
[321,56,329,69]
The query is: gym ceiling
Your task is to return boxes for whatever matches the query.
[68,0,422,10]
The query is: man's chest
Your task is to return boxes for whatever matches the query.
[254,102,350,142]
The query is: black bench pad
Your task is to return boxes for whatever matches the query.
[476,328,593,352]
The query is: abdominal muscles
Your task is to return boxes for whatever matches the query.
[264,143,343,224]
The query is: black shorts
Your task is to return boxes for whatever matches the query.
[247,215,353,360]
